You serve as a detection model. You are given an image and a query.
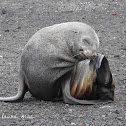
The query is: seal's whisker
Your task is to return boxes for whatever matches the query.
[71,53,80,57]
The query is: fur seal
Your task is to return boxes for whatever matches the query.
[62,54,115,104]
[0,22,114,104]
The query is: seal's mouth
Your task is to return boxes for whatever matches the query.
[80,53,88,60]
[79,49,97,60]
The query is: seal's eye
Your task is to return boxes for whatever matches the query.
[79,49,83,52]
[82,39,91,45]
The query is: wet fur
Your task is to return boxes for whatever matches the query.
[70,55,115,101]
[61,55,115,105]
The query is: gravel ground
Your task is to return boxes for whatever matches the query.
[0,0,126,126]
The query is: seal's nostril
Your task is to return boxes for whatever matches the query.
[92,51,97,56]
[79,49,83,52]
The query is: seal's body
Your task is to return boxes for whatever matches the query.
[21,22,99,100]
[0,22,115,104]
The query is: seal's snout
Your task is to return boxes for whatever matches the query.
[79,48,98,60]
[92,51,97,57]
[79,48,97,56]
[79,49,88,56]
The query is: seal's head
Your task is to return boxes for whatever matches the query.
[81,38,98,57]
[73,24,99,60]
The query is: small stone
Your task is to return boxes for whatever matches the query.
[79,123,84,126]
[85,123,89,126]
[69,109,73,112]
[1,9,7,14]
[112,13,117,15]
[17,26,21,29]
[114,110,120,114]
[116,117,123,121]
[114,55,120,58]
[100,105,111,109]
[63,117,66,121]
[65,104,69,107]
[71,122,76,125]
[0,55,3,58]
[5,29,9,32]
[9,62,11,65]
[102,115,106,118]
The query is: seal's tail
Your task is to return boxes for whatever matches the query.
[0,71,27,102]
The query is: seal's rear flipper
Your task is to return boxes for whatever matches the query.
[0,71,27,102]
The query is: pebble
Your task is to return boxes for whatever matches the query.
[86,123,89,126]
[100,105,112,109]
[17,26,21,29]
[8,62,11,65]
[69,109,73,113]
[102,115,106,118]
[71,122,76,125]
[4,29,9,32]
[0,55,3,58]
[1,9,7,14]
[114,55,120,58]
[114,110,120,114]
[78,123,84,126]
